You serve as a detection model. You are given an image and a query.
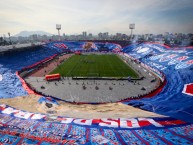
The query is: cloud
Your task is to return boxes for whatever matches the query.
[0,0,193,35]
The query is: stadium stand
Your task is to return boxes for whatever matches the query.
[0,41,193,143]
[0,45,65,99]
[0,104,192,144]
[122,43,193,123]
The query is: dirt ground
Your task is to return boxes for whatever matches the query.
[30,54,72,77]
[0,95,165,119]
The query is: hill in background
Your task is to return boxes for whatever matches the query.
[14,31,53,37]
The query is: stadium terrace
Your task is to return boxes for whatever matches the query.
[0,41,193,144]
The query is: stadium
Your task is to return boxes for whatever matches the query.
[0,41,193,144]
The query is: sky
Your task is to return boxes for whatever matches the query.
[0,0,193,36]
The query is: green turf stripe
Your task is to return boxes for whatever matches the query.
[50,54,138,78]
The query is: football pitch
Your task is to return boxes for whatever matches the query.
[50,54,138,78]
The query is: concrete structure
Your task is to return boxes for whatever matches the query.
[25,55,160,103]
[0,42,45,54]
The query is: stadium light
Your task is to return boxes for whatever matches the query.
[56,24,61,41]
[129,23,135,40]
[8,32,12,45]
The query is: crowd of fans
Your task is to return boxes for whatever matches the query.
[80,40,134,47]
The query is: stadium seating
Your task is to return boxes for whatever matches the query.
[0,104,192,144]
[0,41,193,143]
[0,45,65,98]
[1,42,193,122]
[122,43,193,123]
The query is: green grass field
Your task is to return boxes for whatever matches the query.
[50,54,138,78]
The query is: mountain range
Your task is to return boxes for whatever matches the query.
[14,31,53,37]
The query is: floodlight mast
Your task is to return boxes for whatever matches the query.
[129,23,135,40]
[56,24,61,41]
[8,32,12,44]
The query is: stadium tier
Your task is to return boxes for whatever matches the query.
[0,104,192,144]
[0,44,65,98]
[122,43,193,122]
[0,41,193,144]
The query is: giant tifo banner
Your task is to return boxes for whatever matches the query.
[0,42,193,123]
[0,103,192,144]
[0,43,65,99]
[123,43,193,123]
[0,42,193,143]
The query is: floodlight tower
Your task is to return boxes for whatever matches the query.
[8,32,12,44]
[56,24,61,41]
[129,23,135,40]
